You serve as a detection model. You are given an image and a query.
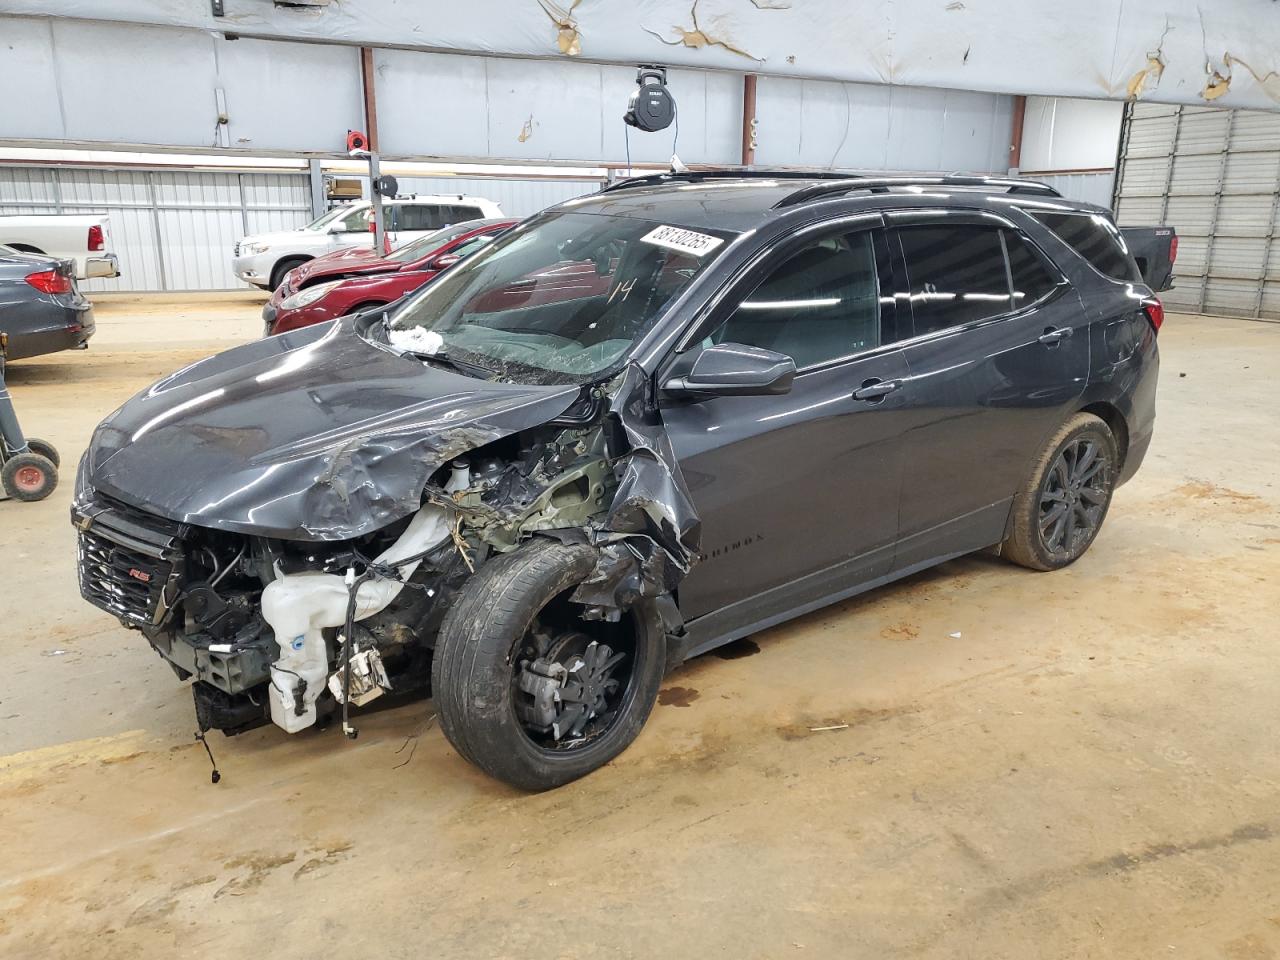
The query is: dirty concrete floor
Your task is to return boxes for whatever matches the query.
[2,296,1278,959]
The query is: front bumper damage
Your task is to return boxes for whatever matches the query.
[74,320,703,742]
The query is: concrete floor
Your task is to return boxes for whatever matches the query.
[2,295,1278,959]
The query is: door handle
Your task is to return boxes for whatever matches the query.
[853,378,901,402]
[1038,326,1073,346]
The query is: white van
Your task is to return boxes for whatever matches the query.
[231,195,503,291]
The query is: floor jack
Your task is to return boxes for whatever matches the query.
[0,333,60,502]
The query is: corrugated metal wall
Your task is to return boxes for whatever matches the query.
[0,165,603,291]
[0,166,311,291]
[1031,172,1117,209]
[390,177,598,218]
[1114,101,1280,320]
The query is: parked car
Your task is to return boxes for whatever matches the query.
[232,196,504,292]
[0,245,95,360]
[0,214,120,281]
[1121,226,1177,291]
[262,219,517,336]
[73,171,1160,791]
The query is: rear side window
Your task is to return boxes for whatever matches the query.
[1025,209,1141,282]
[394,205,441,231]
[1004,230,1061,308]
[897,226,1011,335]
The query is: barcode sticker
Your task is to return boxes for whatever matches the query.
[640,225,724,257]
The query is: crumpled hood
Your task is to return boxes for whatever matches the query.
[82,319,580,541]
[293,247,391,286]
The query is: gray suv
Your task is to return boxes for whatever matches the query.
[74,171,1159,790]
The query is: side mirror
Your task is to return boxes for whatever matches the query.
[662,342,795,399]
[431,253,462,270]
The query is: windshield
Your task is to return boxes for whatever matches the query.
[384,222,480,264]
[303,206,360,232]
[387,212,735,384]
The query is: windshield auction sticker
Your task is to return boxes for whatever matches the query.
[640,225,724,257]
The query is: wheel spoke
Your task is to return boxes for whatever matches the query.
[1072,441,1098,483]
[1040,502,1067,531]
[1080,486,1108,505]
[1062,502,1076,547]
[1052,458,1070,491]
[1078,458,1106,484]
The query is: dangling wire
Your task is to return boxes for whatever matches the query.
[624,123,632,177]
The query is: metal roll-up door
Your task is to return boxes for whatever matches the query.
[1113,101,1280,320]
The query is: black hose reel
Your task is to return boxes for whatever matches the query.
[624,65,676,133]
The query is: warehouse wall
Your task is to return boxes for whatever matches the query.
[2,15,1013,175]
[0,164,601,292]
[754,79,1013,173]
[1114,102,1280,320]
[1018,96,1124,208]
[1,18,365,153]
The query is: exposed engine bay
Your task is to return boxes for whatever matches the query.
[73,366,694,741]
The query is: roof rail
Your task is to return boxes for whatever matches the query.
[601,169,857,194]
[773,175,1061,208]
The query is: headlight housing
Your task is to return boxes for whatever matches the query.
[281,280,343,311]
[240,241,269,256]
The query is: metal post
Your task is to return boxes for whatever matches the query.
[236,172,250,237]
[50,167,64,214]
[1252,148,1280,319]
[1158,105,1183,227]
[1111,101,1133,212]
[307,158,326,219]
[368,152,385,256]
[145,171,169,292]
[1199,108,1236,313]
[740,74,758,167]
[1008,95,1027,175]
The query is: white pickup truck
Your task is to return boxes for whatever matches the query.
[0,214,120,281]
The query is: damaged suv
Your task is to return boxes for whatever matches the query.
[74,172,1160,790]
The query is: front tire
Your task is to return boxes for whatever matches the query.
[432,538,665,791]
[1003,412,1118,571]
[269,257,309,292]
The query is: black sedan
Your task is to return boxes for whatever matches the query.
[0,245,95,360]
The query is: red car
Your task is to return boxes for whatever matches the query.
[262,219,516,335]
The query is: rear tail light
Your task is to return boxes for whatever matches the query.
[1142,296,1164,333]
[87,224,105,252]
[1169,235,1178,264]
[25,270,73,295]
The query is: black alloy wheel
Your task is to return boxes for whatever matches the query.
[1038,436,1110,558]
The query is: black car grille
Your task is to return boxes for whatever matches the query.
[74,496,185,626]
[234,241,241,257]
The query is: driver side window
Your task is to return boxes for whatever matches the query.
[336,206,373,233]
[709,230,881,369]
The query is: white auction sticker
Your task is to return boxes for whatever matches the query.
[640,224,724,257]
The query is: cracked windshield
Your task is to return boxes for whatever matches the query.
[386,212,736,383]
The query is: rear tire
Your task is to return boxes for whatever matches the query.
[432,538,665,791]
[269,257,309,292]
[2,452,58,502]
[1003,412,1118,571]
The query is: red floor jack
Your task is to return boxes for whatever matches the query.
[0,333,60,501]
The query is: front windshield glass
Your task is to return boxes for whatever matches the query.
[383,223,473,264]
[387,212,736,384]
[303,206,357,231]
